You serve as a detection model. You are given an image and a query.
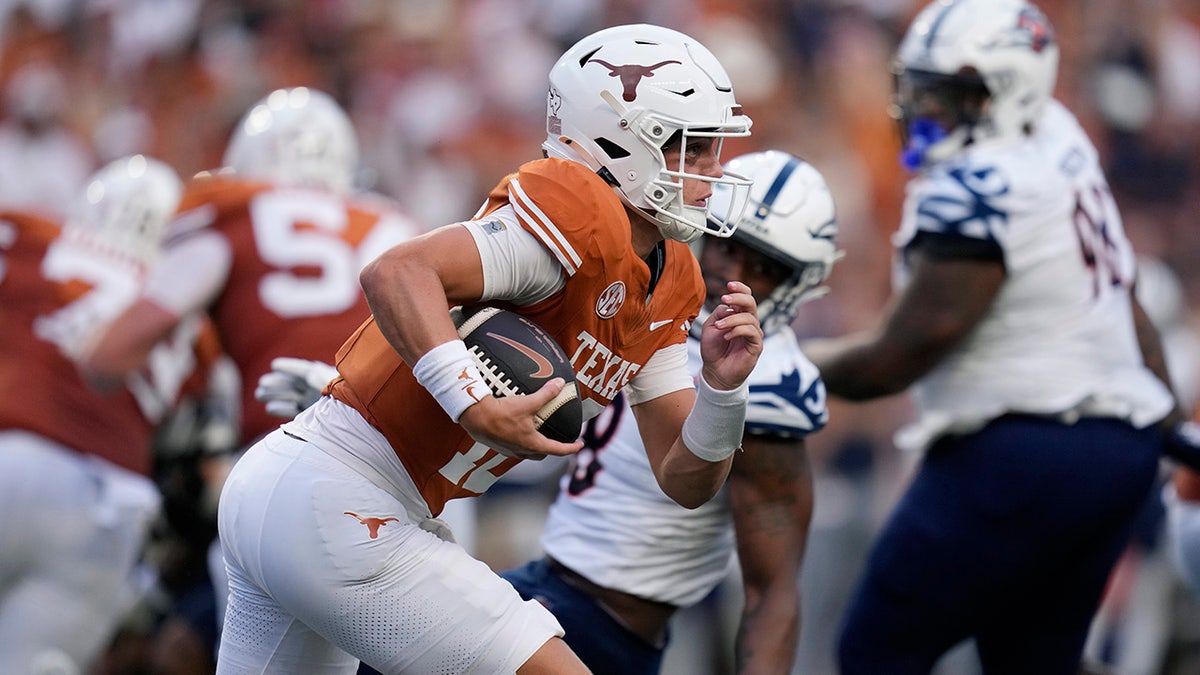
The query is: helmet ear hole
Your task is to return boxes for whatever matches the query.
[594,138,630,159]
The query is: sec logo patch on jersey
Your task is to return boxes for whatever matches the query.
[453,306,583,443]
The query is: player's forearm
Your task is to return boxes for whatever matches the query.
[79,300,176,383]
[654,444,734,509]
[734,586,800,674]
[360,255,458,363]
[361,226,488,364]
[803,332,915,401]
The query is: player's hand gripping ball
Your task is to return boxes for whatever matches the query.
[453,306,583,443]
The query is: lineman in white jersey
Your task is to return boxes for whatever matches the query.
[803,2,1178,673]
[500,150,840,674]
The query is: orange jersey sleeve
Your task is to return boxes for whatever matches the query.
[329,158,704,515]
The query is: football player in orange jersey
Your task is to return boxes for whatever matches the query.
[81,87,423,453]
[0,155,211,674]
[77,87,425,672]
[214,24,763,674]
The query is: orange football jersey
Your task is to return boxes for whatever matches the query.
[0,211,157,474]
[329,158,704,515]
[172,175,420,446]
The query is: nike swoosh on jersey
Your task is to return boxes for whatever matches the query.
[649,319,674,331]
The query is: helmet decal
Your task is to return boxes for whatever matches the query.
[1016,7,1054,53]
[586,59,682,102]
[547,87,563,135]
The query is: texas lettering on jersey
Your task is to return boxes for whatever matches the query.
[569,330,643,403]
[329,158,703,515]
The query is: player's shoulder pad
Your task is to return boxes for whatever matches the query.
[908,158,1012,244]
[2,210,59,244]
[178,171,271,212]
[511,158,628,251]
[347,190,405,216]
[745,341,828,437]
[163,172,236,244]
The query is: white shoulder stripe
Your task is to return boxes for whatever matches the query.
[509,178,583,276]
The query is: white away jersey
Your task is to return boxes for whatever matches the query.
[540,329,826,606]
[892,99,1173,452]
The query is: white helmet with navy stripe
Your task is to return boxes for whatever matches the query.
[706,150,841,334]
[892,0,1059,170]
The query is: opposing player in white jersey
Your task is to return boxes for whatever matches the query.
[801,1,1178,673]
[498,150,838,674]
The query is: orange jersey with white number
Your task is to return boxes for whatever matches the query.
[328,158,703,515]
[172,174,420,446]
[0,211,156,474]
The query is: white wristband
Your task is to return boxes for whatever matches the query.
[681,374,749,462]
[412,340,492,422]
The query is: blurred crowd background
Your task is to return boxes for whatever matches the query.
[4,0,1200,673]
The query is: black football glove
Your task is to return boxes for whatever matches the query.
[1163,421,1200,472]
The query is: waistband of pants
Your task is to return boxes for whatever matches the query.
[546,555,676,648]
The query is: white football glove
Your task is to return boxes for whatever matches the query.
[255,357,339,419]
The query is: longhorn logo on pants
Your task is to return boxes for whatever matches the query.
[344,511,399,539]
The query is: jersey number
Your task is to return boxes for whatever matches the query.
[438,442,509,494]
[1072,182,1132,298]
[250,191,414,318]
[567,391,626,496]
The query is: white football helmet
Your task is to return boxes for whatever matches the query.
[63,154,183,268]
[223,87,358,194]
[892,0,1059,170]
[543,24,753,243]
[705,150,841,334]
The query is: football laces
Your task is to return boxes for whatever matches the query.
[467,345,522,398]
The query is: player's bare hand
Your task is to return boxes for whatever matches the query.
[699,280,763,390]
[458,377,585,460]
